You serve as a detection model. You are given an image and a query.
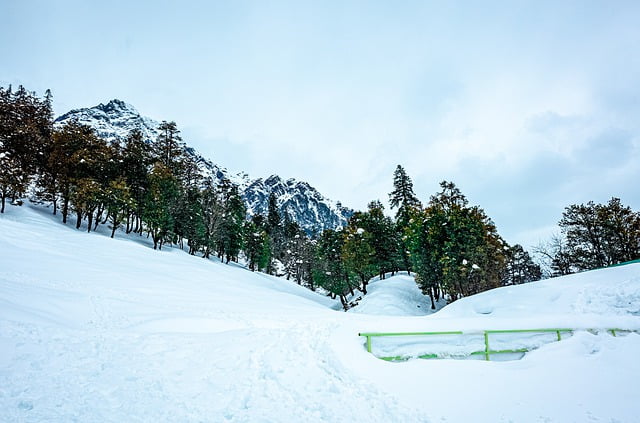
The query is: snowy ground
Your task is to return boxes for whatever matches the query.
[1,204,640,422]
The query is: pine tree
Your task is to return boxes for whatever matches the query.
[406,181,508,307]
[216,180,246,263]
[179,187,207,254]
[104,177,135,238]
[281,222,312,284]
[312,229,354,310]
[144,163,180,250]
[502,244,542,285]
[46,122,103,224]
[0,86,52,212]
[121,129,151,234]
[558,198,640,270]
[389,164,421,227]
[243,217,271,271]
[200,177,222,259]
[342,215,377,294]
[265,192,283,273]
[153,121,185,176]
[360,200,397,279]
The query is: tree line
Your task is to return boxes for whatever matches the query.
[0,86,542,310]
[309,166,542,310]
[0,86,318,280]
[2,86,637,311]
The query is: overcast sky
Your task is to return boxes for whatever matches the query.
[2,0,639,249]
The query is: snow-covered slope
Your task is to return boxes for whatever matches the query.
[1,204,640,422]
[54,100,352,233]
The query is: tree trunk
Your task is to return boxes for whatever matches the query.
[52,197,57,215]
[0,192,5,213]
[62,197,69,224]
[339,295,349,311]
[75,210,82,229]
[429,286,436,310]
[87,212,93,233]
[360,275,368,294]
[110,219,117,238]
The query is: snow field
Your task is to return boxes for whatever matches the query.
[1,204,640,422]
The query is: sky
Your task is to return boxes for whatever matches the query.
[2,0,639,249]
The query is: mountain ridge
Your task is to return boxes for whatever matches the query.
[54,99,353,233]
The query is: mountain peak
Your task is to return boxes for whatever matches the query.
[97,99,138,114]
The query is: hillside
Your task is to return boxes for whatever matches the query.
[1,203,640,422]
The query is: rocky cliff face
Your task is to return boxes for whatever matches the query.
[55,99,352,233]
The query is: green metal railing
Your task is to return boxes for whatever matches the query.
[359,328,635,362]
[608,258,640,268]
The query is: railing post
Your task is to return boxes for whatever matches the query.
[484,331,490,361]
[611,329,616,337]
[366,335,372,353]
[556,330,561,341]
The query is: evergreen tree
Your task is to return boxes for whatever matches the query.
[281,222,312,284]
[267,192,281,234]
[216,180,246,263]
[144,163,180,250]
[406,181,508,307]
[360,201,397,279]
[559,198,640,270]
[502,244,542,285]
[243,217,271,272]
[0,86,52,212]
[153,121,185,176]
[389,164,421,227]
[200,178,222,259]
[342,216,377,294]
[46,122,103,224]
[172,186,206,254]
[388,165,421,274]
[104,177,135,238]
[312,229,354,310]
[121,129,151,234]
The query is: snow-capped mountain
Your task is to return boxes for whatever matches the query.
[54,99,352,233]
[55,99,160,143]
[244,175,351,234]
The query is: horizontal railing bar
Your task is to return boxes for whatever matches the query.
[380,355,410,362]
[379,349,530,362]
[358,331,464,337]
[485,328,572,334]
[359,328,638,338]
[470,348,529,355]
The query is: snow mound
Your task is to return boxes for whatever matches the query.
[434,264,640,323]
[348,274,446,316]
